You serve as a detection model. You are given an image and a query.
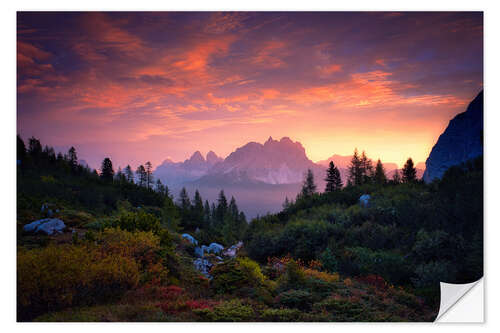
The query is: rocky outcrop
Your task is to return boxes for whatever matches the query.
[423,91,483,183]
[23,218,66,235]
[181,233,198,245]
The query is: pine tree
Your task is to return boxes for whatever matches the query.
[178,187,192,230]
[178,187,191,210]
[155,179,165,193]
[203,200,212,229]
[374,159,387,185]
[100,157,114,181]
[124,165,134,183]
[216,190,228,224]
[402,158,417,183]
[136,165,146,187]
[115,166,125,182]
[283,196,291,210]
[162,196,180,232]
[28,137,42,157]
[300,169,317,197]
[392,169,401,184]
[348,148,363,186]
[325,161,342,192]
[192,190,204,229]
[145,161,154,189]
[360,151,374,184]
[68,146,77,170]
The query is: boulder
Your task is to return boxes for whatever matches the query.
[359,194,371,208]
[23,218,66,235]
[181,233,198,245]
[222,241,243,258]
[193,258,213,278]
[206,242,224,254]
[194,246,204,258]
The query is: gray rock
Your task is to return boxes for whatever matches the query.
[181,233,198,245]
[193,258,213,278]
[23,218,66,235]
[359,194,371,208]
[194,246,204,258]
[423,91,483,183]
[222,241,243,258]
[206,242,224,254]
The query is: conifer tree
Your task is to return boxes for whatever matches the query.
[28,137,42,157]
[374,159,387,185]
[155,179,165,193]
[124,165,134,183]
[68,146,78,170]
[325,161,343,192]
[348,148,363,186]
[283,196,291,210]
[300,169,317,197]
[392,168,401,184]
[162,196,180,232]
[360,151,374,184]
[136,165,146,187]
[216,190,228,224]
[402,158,417,183]
[145,161,154,189]
[100,157,114,182]
[192,190,204,228]
[203,200,212,229]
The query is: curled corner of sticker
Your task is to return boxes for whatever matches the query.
[435,278,483,323]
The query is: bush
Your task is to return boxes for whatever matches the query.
[260,308,302,321]
[312,295,366,321]
[112,211,161,234]
[193,299,254,321]
[17,244,139,320]
[211,257,267,295]
[275,289,313,310]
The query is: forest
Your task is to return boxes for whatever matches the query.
[16,135,483,322]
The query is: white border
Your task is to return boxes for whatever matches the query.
[2,1,499,332]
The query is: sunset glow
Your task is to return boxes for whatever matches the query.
[17,12,483,169]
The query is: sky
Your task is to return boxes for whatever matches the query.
[17,12,483,170]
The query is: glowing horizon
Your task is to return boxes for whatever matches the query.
[17,12,483,171]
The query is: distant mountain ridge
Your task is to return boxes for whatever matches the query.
[423,91,483,183]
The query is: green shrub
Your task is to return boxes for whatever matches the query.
[194,299,254,321]
[260,308,302,321]
[112,211,161,234]
[17,244,139,320]
[211,257,267,295]
[312,296,366,321]
[275,289,313,310]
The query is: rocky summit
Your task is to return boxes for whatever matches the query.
[423,91,483,183]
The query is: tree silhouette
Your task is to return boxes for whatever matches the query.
[124,165,134,183]
[136,165,146,187]
[325,161,343,192]
[374,159,387,185]
[301,169,317,197]
[348,148,363,186]
[68,147,77,170]
[392,168,401,184]
[100,157,114,182]
[145,161,154,189]
[402,158,417,183]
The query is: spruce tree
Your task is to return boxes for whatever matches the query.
[360,151,374,184]
[145,161,154,189]
[155,179,165,193]
[392,169,401,184]
[162,196,180,232]
[100,157,114,182]
[402,158,417,183]
[348,148,363,186]
[124,165,134,183]
[192,190,204,229]
[216,190,228,224]
[325,161,342,192]
[136,165,146,187]
[374,159,387,185]
[68,146,78,170]
[300,169,317,197]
